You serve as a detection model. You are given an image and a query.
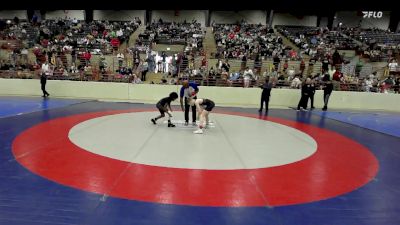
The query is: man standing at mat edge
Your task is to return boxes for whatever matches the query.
[259,76,274,113]
[40,61,50,98]
[180,80,199,126]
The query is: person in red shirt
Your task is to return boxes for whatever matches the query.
[332,70,342,81]
[111,38,120,52]
[83,51,91,65]
[41,39,49,48]
[300,60,306,75]
[283,60,288,72]
[201,57,207,68]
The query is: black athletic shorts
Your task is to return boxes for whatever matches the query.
[156,103,167,115]
[204,101,215,112]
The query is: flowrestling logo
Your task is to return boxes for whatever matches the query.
[362,11,383,18]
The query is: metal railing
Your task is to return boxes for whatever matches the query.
[1,69,398,93]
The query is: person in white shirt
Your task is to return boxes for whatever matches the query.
[62,69,69,77]
[291,76,302,89]
[41,61,50,75]
[369,72,376,81]
[40,61,50,97]
[132,74,142,84]
[243,67,254,88]
[262,71,268,78]
[363,77,372,92]
[70,63,78,73]
[388,59,398,74]
[287,66,295,77]
[117,52,124,67]
[116,29,123,37]
[21,48,29,64]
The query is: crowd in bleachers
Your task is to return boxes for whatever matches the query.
[345,27,400,48]
[0,17,142,81]
[1,18,140,54]
[213,23,296,61]
[276,25,359,59]
[136,19,204,54]
[341,27,400,62]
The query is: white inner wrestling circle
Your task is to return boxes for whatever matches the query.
[68,112,317,170]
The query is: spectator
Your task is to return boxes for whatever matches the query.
[111,37,120,51]
[21,47,29,65]
[273,55,280,71]
[365,77,373,92]
[243,67,254,88]
[331,70,340,82]
[99,56,107,74]
[227,72,240,86]
[332,49,342,66]
[117,52,124,67]
[132,74,142,84]
[241,54,247,71]
[300,59,306,75]
[283,60,288,72]
[141,60,148,81]
[83,51,91,65]
[307,57,316,75]
[388,59,398,75]
[291,75,302,89]
[222,60,230,73]
[355,60,363,76]
[394,77,399,94]
[322,57,329,73]
[70,63,78,74]
[254,54,262,75]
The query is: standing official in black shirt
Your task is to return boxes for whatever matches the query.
[309,78,316,109]
[297,78,312,111]
[40,73,49,98]
[322,75,334,111]
[259,76,273,113]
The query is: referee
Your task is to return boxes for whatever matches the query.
[180,80,199,126]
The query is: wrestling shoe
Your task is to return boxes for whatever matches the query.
[193,129,203,134]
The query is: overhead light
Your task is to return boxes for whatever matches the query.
[167,48,170,50]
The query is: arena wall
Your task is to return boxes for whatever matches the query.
[0,10,27,20]
[93,10,145,22]
[45,10,85,20]
[210,11,267,25]
[1,79,399,112]
[334,11,391,30]
[151,10,207,26]
[272,13,318,27]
